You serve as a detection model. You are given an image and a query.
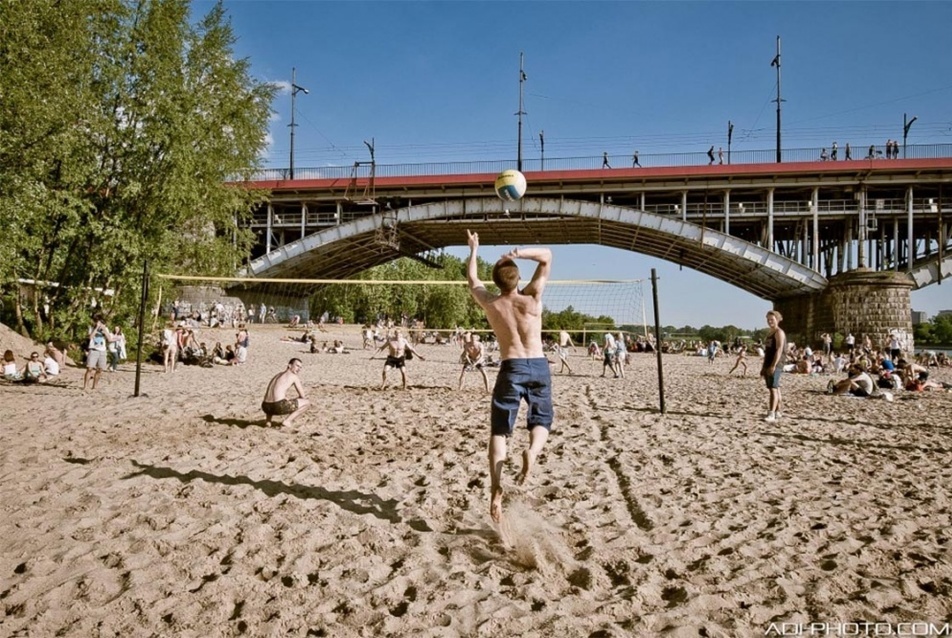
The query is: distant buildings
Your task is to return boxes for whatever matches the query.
[913,310,952,324]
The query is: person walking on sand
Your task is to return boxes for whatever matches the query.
[261,358,311,427]
[761,310,786,423]
[466,229,553,523]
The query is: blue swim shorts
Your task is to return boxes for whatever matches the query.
[491,358,554,436]
[763,365,783,389]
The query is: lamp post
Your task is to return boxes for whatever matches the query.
[516,53,526,171]
[539,130,545,171]
[903,113,917,159]
[289,67,309,180]
[770,36,784,163]
[727,120,734,165]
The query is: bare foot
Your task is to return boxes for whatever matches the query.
[517,449,535,486]
[490,487,504,523]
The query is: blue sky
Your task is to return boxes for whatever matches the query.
[202,0,952,329]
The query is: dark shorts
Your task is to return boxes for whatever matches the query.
[385,355,405,369]
[261,398,299,416]
[762,366,782,389]
[491,358,553,436]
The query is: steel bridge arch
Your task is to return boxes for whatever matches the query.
[243,197,828,300]
[910,253,952,289]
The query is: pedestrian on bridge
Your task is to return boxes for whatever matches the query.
[602,152,611,169]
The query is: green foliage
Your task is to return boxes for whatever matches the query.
[0,0,275,343]
[309,255,489,329]
[916,314,952,346]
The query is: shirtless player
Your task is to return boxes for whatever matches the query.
[466,230,553,523]
[458,333,490,392]
[371,328,425,389]
[261,358,311,427]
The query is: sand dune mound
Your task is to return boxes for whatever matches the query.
[0,321,45,360]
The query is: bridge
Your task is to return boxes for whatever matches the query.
[234,150,952,348]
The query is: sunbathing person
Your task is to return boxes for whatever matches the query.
[3,350,21,381]
[904,371,951,392]
[827,364,876,397]
[21,352,48,384]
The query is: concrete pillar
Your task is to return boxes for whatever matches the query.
[774,269,915,352]
[858,187,867,268]
[767,188,774,249]
[266,203,274,253]
[723,190,730,235]
[811,188,819,270]
[906,185,914,269]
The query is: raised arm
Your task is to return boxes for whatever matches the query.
[501,246,552,297]
[466,230,492,306]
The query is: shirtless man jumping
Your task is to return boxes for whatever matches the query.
[466,230,553,523]
[261,358,311,427]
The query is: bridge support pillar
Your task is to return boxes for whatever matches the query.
[774,269,915,353]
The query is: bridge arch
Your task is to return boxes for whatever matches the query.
[910,253,952,289]
[244,197,828,300]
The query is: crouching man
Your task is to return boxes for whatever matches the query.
[261,358,311,427]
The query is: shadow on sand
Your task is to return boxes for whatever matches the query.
[122,460,433,531]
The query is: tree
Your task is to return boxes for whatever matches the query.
[0,0,275,342]
[310,254,491,329]
[932,314,952,344]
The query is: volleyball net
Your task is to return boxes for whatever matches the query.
[153,274,647,339]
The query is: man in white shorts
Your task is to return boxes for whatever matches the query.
[84,313,113,390]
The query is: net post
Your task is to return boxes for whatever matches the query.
[651,268,665,414]
[134,259,149,397]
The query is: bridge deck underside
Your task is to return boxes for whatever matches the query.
[249,211,816,300]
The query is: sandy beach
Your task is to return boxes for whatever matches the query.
[1,323,951,637]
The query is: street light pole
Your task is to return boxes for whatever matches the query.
[770,36,783,163]
[539,130,545,171]
[289,67,309,180]
[516,52,526,172]
[903,113,917,159]
[727,120,734,165]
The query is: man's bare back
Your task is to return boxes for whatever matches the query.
[261,358,310,426]
[466,230,553,523]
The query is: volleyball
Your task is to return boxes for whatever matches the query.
[494,169,527,201]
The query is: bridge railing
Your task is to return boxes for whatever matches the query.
[245,143,952,182]
[250,196,951,228]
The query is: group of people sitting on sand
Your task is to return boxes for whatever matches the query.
[158,322,250,371]
[2,343,66,384]
[821,333,952,399]
[826,357,951,399]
